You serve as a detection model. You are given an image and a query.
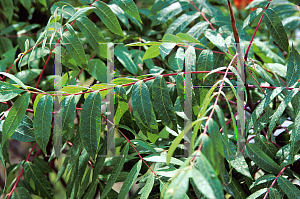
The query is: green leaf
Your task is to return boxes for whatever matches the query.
[288,0,300,6]
[245,143,281,174]
[115,45,137,75]
[92,1,124,37]
[264,8,289,52]
[163,167,190,199]
[144,155,183,165]
[268,89,298,135]
[0,72,27,89]
[9,69,42,85]
[194,49,214,106]
[152,76,177,131]
[50,2,75,19]
[243,8,263,29]
[269,188,281,199]
[62,32,88,69]
[142,45,160,60]
[246,87,284,133]
[0,0,13,22]
[82,181,97,199]
[125,41,161,47]
[67,7,95,22]
[61,95,76,143]
[92,142,106,181]
[151,2,189,26]
[204,29,228,53]
[79,91,101,158]
[24,162,54,199]
[118,160,142,199]
[187,21,209,39]
[88,59,107,83]
[246,188,268,199]
[0,46,18,72]
[286,45,300,87]
[114,85,129,125]
[159,43,176,60]
[254,135,278,158]
[176,33,203,46]
[33,94,53,155]
[0,81,24,102]
[222,136,252,179]
[76,16,107,59]
[166,11,200,35]
[277,176,300,199]
[114,0,141,23]
[101,143,129,199]
[109,4,129,29]
[2,92,30,145]
[223,169,248,199]
[10,123,35,142]
[168,47,184,72]
[11,187,33,199]
[195,151,224,199]
[132,80,158,143]
[291,109,300,163]
[33,158,52,173]
[141,173,155,198]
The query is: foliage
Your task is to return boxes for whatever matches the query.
[0,0,300,198]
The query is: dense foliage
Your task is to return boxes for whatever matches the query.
[1,0,300,198]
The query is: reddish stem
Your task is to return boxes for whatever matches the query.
[7,143,37,199]
[263,166,288,199]
[188,0,215,31]
[244,0,272,61]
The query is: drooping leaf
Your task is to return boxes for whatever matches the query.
[277,176,300,198]
[194,151,224,199]
[115,44,137,75]
[76,16,107,59]
[24,162,54,199]
[264,8,289,52]
[222,136,252,179]
[268,89,298,135]
[152,76,177,131]
[246,87,284,134]
[176,33,203,46]
[79,91,101,158]
[33,94,53,155]
[114,85,129,125]
[61,95,76,143]
[87,59,107,83]
[132,80,159,143]
[114,0,141,23]
[118,160,142,199]
[163,167,190,199]
[140,173,155,198]
[2,92,30,145]
[286,45,300,87]
[101,143,129,199]
[92,1,124,37]
[159,43,176,60]
[245,143,281,174]
[62,32,88,69]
